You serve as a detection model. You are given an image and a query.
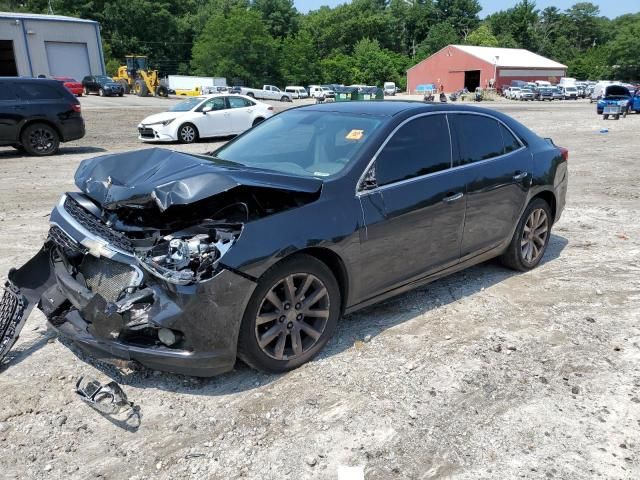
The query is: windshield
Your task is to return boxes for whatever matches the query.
[169,97,205,112]
[212,110,385,178]
[566,87,577,91]
[96,76,114,84]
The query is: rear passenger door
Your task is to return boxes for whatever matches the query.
[357,113,467,299]
[227,96,256,133]
[449,113,531,259]
[0,84,21,143]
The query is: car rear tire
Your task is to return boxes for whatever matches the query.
[21,123,60,156]
[177,123,198,144]
[246,92,255,98]
[500,198,552,272]
[237,254,341,373]
[118,91,124,97]
[83,86,90,96]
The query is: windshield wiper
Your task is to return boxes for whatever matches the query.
[189,153,245,168]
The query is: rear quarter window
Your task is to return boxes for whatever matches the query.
[15,82,64,100]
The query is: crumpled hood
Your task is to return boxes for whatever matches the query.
[75,148,323,212]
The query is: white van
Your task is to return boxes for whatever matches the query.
[383,81,396,96]
[308,85,335,100]
[558,77,577,87]
[285,86,308,99]
[534,80,551,87]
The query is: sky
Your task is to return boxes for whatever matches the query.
[294,0,640,18]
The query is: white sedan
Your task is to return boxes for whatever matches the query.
[137,94,274,143]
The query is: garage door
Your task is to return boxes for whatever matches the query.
[45,42,91,81]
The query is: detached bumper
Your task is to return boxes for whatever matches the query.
[4,242,257,377]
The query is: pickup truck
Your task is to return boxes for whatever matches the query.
[239,85,292,102]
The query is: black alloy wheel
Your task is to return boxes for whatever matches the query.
[21,123,60,156]
[237,255,340,372]
[500,198,552,271]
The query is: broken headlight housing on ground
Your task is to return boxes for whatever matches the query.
[135,224,240,285]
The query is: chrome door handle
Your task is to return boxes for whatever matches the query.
[513,171,528,181]
[442,192,464,203]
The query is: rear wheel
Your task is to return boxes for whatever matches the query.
[500,198,552,271]
[237,255,341,373]
[21,123,60,156]
[83,86,90,96]
[177,123,197,143]
[246,92,255,98]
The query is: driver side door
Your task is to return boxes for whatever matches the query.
[193,97,229,138]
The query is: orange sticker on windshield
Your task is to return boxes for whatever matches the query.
[346,129,364,140]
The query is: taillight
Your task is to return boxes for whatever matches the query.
[558,146,569,161]
[71,103,81,113]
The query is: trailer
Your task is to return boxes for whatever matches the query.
[167,76,227,92]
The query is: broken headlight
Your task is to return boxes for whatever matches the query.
[135,225,239,285]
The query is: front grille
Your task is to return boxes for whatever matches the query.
[138,127,155,139]
[63,196,133,253]
[48,225,87,255]
[0,285,26,357]
[79,256,139,303]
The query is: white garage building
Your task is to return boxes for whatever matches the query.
[0,11,105,80]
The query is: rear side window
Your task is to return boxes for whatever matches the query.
[499,124,522,153]
[452,114,504,165]
[375,114,451,187]
[228,96,254,108]
[15,82,63,100]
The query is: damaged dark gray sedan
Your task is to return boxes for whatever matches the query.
[1,102,568,376]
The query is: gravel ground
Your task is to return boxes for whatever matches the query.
[0,96,638,480]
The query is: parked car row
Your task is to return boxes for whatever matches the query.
[503,85,576,101]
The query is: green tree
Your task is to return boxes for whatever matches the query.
[279,30,321,85]
[465,24,499,46]
[351,38,408,85]
[434,0,481,38]
[320,53,358,85]
[191,9,278,86]
[607,22,640,80]
[252,0,299,39]
[415,22,459,60]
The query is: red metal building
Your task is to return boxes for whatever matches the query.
[407,45,567,93]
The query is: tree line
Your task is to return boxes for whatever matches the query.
[3,0,639,87]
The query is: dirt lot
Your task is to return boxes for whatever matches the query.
[0,96,638,480]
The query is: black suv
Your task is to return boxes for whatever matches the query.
[0,78,85,156]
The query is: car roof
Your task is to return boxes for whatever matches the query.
[298,101,509,117]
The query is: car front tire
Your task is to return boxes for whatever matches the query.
[237,254,341,373]
[500,198,552,272]
[177,123,198,143]
[99,88,105,97]
[21,123,60,156]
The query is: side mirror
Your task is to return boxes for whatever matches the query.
[202,106,212,114]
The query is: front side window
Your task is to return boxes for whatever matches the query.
[452,114,504,165]
[200,97,226,111]
[375,114,451,187]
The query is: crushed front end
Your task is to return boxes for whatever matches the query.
[2,192,256,377]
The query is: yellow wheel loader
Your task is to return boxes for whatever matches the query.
[112,55,169,97]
